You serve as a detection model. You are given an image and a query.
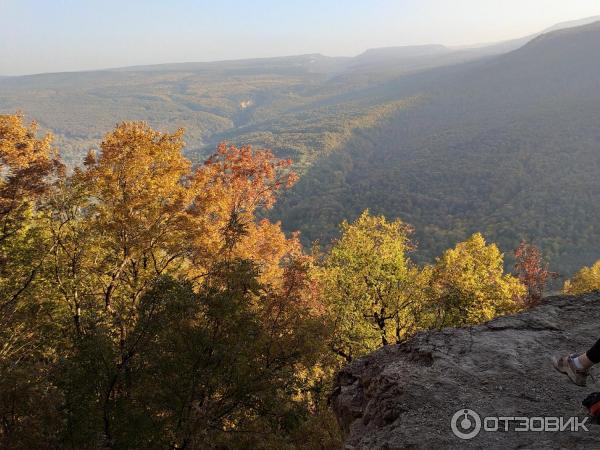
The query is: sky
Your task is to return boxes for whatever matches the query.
[1,0,599,76]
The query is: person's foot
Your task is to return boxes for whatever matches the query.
[552,354,588,386]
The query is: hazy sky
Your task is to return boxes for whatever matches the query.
[1,0,599,75]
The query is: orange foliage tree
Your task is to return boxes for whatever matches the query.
[514,240,557,307]
[0,114,62,240]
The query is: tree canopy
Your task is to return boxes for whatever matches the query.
[0,113,565,449]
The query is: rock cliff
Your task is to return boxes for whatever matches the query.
[332,292,600,449]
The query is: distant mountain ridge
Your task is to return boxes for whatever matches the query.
[109,53,351,74]
[542,14,600,33]
[445,15,600,58]
[353,45,451,63]
[4,15,596,78]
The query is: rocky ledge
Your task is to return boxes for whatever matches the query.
[331,292,600,449]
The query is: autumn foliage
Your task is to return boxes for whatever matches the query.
[1,116,336,449]
[0,115,62,237]
[1,113,564,449]
[564,260,600,295]
[514,241,557,307]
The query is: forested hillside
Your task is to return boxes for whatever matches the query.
[274,21,600,276]
[2,20,600,276]
[0,52,436,168]
[5,4,600,448]
[0,25,552,167]
[0,55,349,165]
[1,115,544,448]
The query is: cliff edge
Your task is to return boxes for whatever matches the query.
[332,292,600,449]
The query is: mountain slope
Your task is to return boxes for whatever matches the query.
[2,19,600,275]
[273,21,600,275]
[0,55,346,164]
[1,18,589,167]
[543,15,600,33]
[0,53,427,167]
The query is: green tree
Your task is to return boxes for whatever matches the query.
[313,210,429,361]
[430,233,525,327]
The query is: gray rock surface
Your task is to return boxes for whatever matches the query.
[331,292,600,449]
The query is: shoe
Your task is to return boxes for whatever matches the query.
[552,354,588,387]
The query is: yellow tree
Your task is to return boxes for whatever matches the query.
[43,122,202,446]
[430,233,525,327]
[563,260,600,295]
[46,122,326,447]
[48,123,196,340]
[0,115,62,309]
[313,210,429,361]
[0,114,64,447]
[52,127,301,330]
[0,114,61,237]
